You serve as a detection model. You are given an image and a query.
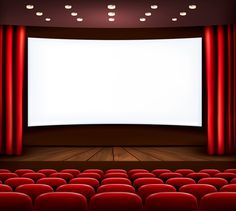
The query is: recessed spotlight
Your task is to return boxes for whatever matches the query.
[145,12,152,16]
[65,5,72,9]
[109,18,115,22]
[172,17,177,21]
[36,12,43,16]
[108,12,115,16]
[151,5,158,9]
[189,5,197,9]
[45,18,51,22]
[77,18,83,22]
[180,12,187,16]
[140,18,146,22]
[107,5,116,10]
[26,5,34,9]
[71,12,77,16]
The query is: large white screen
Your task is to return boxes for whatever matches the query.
[28,37,202,127]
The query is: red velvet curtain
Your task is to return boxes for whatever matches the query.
[204,24,236,155]
[0,25,26,155]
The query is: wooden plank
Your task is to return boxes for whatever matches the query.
[113,147,138,161]
[124,147,160,161]
[67,148,102,161]
[89,148,114,161]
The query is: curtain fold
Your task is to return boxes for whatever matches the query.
[0,25,26,155]
[204,24,236,155]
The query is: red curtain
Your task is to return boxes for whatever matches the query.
[0,25,26,155]
[204,24,236,155]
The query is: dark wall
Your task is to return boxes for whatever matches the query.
[24,26,206,146]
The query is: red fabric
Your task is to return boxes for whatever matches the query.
[0,25,26,155]
[204,25,236,155]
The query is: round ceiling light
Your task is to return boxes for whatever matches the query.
[180,12,187,16]
[65,5,72,9]
[151,5,158,9]
[107,5,116,10]
[77,18,83,22]
[172,17,177,21]
[108,12,115,16]
[26,5,34,9]
[45,18,51,21]
[36,12,43,16]
[71,12,78,16]
[145,12,152,16]
[140,18,146,22]
[189,5,197,9]
[109,18,115,22]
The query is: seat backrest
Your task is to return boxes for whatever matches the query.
[16,184,53,202]
[97,184,135,193]
[37,169,57,176]
[70,177,99,189]
[128,169,149,176]
[83,169,104,177]
[34,192,88,211]
[220,184,236,192]
[152,169,171,177]
[137,184,176,201]
[187,173,210,182]
[179,184,217,202]
[199,192,236,211]
[101,177,131,185]
[37,177,66,190]
[0,184,13,192]
[224,169,236,174]
[77,172,101,181]
[144,192,198,211]
[175,169,194,176]
[49,172,74,182]
[103,172,128,179]
[158,172,182,182]
[56,184,95,200]
[166,177,196,190]
[89,192,142,211]
[130,173,155,181]
[0,173,18,182]
[5,177,34,190]
[60,169,80,177]
[0,169,11,173]
[22,173,46,182]
[0,192,33,211]
[214,173,236,182]
[198,177,228,190]
[199,169,220,176]
[133,177,163,189]
[15,169,35,177]
[230,178,236,184]
[105,169,127,174]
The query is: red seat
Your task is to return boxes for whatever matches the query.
[214,172,236,182]
[0,192,33,211]
[137,184,176,201]
[15,169,35,177]
[0,184,13,192]
[0,169,11,173]
[70,177,99,189]
[34,192,88,211]
[166,177,196,190]
[104,172,128,179]
[224,169,236,174]
[101,177,132,185]
[97,184,135,193]
[89,192,142,211]
[144,192,198,211]
[38,169,57,176]
[198,177,228,190]
[16,184,53,201]
[220,184,236,192]
[106,169,127,174]
[133,177,163,189]
[61,169,80,177]
[152,169,171,177]
[22,173,46,182]
[77,172,101,181]
[49,172,74,182]
[5,178,34,190]
[199,192,236,211]
[159,172,182,181]
[83,169,104,177]
[0,173,18,182]
[130,172,155,181]
[200,169,220,176]
[128,169,149,176]
[57,184,95,200]
[179,184,217,202]
[37,177,66,190]
[230,178,236,184]
[187,172,210,182]
[175,169,194,176]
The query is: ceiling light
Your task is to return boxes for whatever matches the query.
[26,5,34,9]
[36,12,43,16]
[65,5,72,9]
[180,12,187,16]
[172,17,177,21]
[71,12,78,16]
[109,18,115,22]
[107,5,116,9]
[151,5,158,9]
[77,18,83,22]
[140,18,146,22]
[108,12,115,16]
[45,18,51,22]
[145,12,152,16]
[189,5,197,9]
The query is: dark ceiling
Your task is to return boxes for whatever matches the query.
[0,0,235,28]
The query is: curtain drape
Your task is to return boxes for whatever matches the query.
[204,24,236,155]
[0,25,26,155]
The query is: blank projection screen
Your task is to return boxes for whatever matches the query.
[28,37,202,127]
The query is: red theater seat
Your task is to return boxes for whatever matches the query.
[83,169,104,177]
[15,169,35,177]
[187,172,210,182]
[137,184,176,201]
[37,177,66,190]
[97,184,135,193]
[101,177,132,185]
[0,173,18,182]
[38,169,57,176]
[198,177,228,190]
[200,169,220,176]
[103,172,128,179]
[61,169,80,177]
[105,169,127,174]
[49,172,74,182]
[0,184,13,192]
[89,192,142,211]
[158,172,182,181]
[0,192,33,211]
[152,169,171,177]
[128,169,149,176]
[220,184,236,192]
[22,173,46,182]
[175,169,194,176]
[5,178,34,190]
[214,173,236,182]
[144,192,198,211]
[230,178,236,184]
[0,169,11,173]
[133,177,163,189]
[16,184,53,201]
[57,184,95,200]
[70,177,99,189]
[199,192,236,211]
[130,172,155,181]
[179,184,217,202]
[34,192,88,211]
[166,177,196,190]
[224,169,236,174]
[77,172,101,181]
